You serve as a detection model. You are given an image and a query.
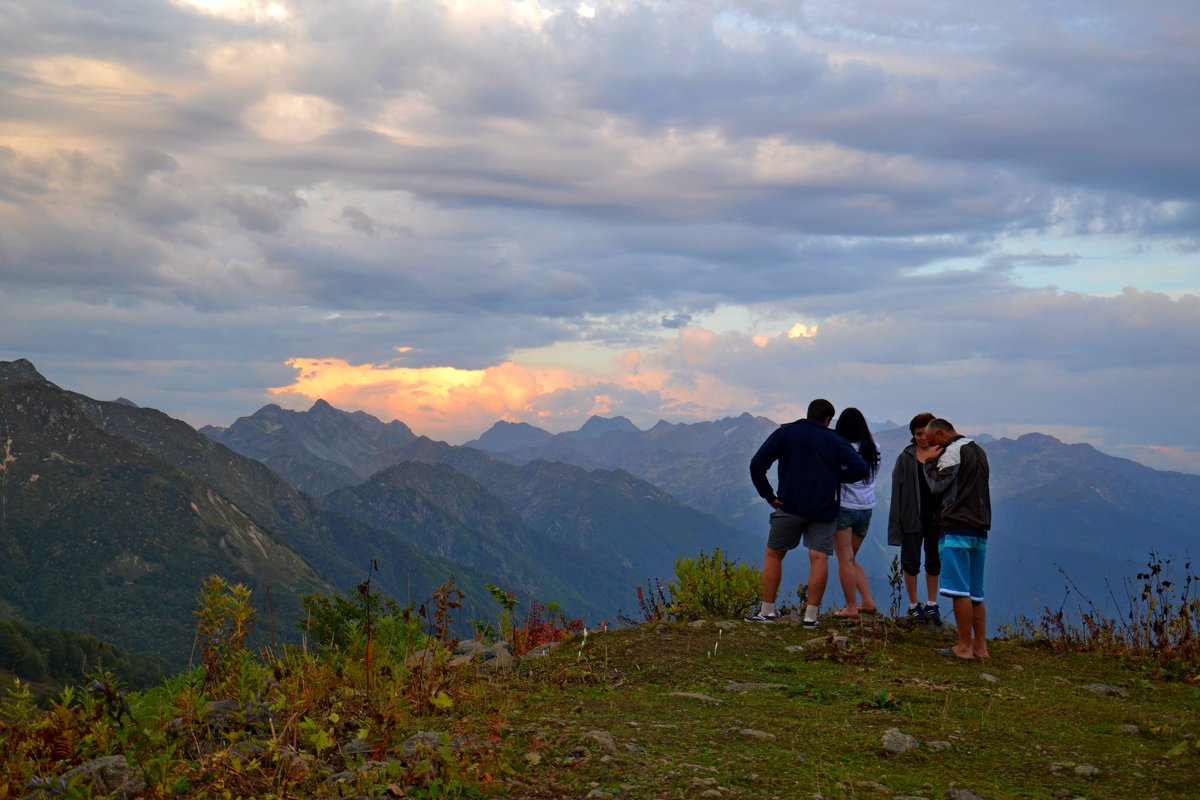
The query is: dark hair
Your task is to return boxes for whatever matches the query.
[908,412,935,442]
[835,407,880,477]
[806,398,835,422]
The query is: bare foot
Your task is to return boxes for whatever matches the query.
[860,604,878,614]
[834,607,859,619]
[974,648,991,659]
[935,646,976,660]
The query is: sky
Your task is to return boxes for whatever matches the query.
[1,0,1198,472]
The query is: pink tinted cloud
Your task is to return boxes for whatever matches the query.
[270,324,769,441]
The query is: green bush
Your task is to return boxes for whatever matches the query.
[668,549,760,621]
[300,585,425,662]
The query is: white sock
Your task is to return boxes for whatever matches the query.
[760,601,776,616]
[804,604,819,621]
[926,601,938,608]
[910,602,922,610]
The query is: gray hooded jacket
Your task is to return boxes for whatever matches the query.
[887,443,924,546]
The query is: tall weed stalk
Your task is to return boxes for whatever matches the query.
[1006,551,1200,677]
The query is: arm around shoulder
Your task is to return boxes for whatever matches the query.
[838,437,869,483]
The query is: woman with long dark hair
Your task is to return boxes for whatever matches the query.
[832,407,881,618]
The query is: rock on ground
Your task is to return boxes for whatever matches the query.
[50,756,146,800]
[881,728,921,755]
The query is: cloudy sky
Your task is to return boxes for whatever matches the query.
[2,0,1198,472]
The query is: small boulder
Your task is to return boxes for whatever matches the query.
[341,738,377,758]
[585,730,618,751]
[399,731,445,759]
[723,681,787,692]
[669,691,721,704]
[881,728,920,755]
[478,642,516,673]
[805,634,850,651]
[738,728,776,740]
[56,756,146,800]
[452,640,487,658]
[856,779,892,793]
[524,641,559,658]
[945,789,987,800]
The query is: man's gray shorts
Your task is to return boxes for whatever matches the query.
[767,510,837,556]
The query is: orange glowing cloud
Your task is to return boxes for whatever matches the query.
[270,325,763,442]
[787,323,819,339]
[271,357,595,441]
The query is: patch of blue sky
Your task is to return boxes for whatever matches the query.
[906,233,1199,298]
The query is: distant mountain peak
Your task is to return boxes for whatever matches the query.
[309,398,337,413]
[1016,432,1063,447]
[250,403,286,417]
[114,397,139,408]
[575,415,640,438]
[467,420,553,452]
[0,358,53,386]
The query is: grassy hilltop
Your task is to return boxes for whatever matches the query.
[1,563,1198,800]
[501,617,1198,799]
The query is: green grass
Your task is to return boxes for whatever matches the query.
[3,614,1196,799]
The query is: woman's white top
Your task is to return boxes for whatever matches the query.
[840,442,879,510]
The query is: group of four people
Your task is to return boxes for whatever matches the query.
[746,398,992,660]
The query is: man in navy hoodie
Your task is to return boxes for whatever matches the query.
[747,399,869,627]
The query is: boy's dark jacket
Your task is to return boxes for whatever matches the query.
[924,436,991,532]
[749,419,869,521]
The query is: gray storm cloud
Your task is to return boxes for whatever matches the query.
[0,0,1196,468]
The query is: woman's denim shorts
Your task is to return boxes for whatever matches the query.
[835,507,873,537]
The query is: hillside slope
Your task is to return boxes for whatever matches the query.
[67,387,505,621]
[323,461,633,618]
[0,372,329,667]
[389,436,761,576]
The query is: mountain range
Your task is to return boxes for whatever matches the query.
[204,404,758,615]
[2,359,753,670]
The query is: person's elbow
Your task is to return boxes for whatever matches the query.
[845,461,869,482]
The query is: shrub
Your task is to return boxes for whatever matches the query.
[300,583,421,661]
[617,579,671,626]
[667,549,760,621]
[1003,551,1200,678]
[482,584,584,656]
[194,575,255,693]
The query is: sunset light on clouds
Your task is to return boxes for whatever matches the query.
[1,0,1198,471]
[271,323,769,441]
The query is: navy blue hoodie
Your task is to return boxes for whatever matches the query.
[749,419,870,521]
